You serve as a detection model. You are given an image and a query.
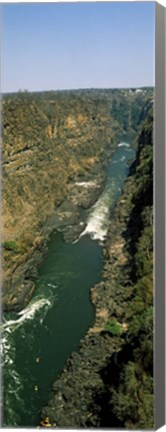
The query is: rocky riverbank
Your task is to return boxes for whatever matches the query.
[3,171,106,311]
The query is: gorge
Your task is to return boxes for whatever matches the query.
[1,88,154,428]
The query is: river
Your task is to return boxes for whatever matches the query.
[1,141,135,427]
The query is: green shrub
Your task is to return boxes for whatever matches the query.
[3,240,17,250]
[104,319,122,336]
[3,240,20,253]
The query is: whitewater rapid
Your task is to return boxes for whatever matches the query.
[1,294,54,373]
[117,142,130,147]
[77,142,133,242]
[79,178,117,241]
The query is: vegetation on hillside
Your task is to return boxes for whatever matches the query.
[90,111,153,429]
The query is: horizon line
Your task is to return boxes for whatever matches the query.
[2,85,154,95]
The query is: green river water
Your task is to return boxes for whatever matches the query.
[2,142,135,427]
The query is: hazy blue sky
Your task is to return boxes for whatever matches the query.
[2,2,155,92]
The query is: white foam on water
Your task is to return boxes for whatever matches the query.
[75,180,97,188]
[0,335,14,367]
[74,143,132,244]
[81,205,109,241]
[2,297,52,333]
[118,142,130,148]
[1,294,54,425]
[1,295,53,371]
[112,155,126,164]
[79,181,117,242]
[3,368,24,426]
[9,369,22,387]
[47,282,57,288]
[1,333,19,423]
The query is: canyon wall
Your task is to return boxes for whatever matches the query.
[2,88,153,312]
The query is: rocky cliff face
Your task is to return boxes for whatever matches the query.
[2,91,115,310]
[2,88,153,313]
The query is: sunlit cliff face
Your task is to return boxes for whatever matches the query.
[2,93,113,245]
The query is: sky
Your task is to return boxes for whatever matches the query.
[2,2,155,93]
